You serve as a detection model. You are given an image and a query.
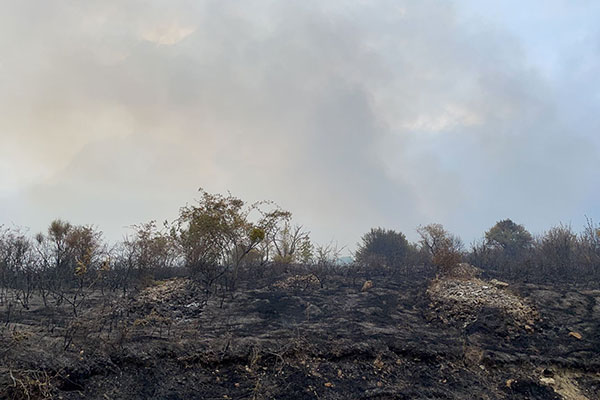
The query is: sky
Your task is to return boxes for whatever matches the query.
[0,0,599,253]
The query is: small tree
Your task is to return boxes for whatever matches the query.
[417,223,463,273]
[480,219,533,275]
[297,235,314,264]
[118,221,177,288]
[538,224,577,279]
[577,217,600,278]
[29,220,107,314]
[270,223,311,264]
[355,228,409,272]
[46,219,73,290]
[0,227,36,309]
[486,219,532,254]
[173,189,289,292]
[310,241,344,288]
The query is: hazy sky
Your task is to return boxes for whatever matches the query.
[1,0,599,252]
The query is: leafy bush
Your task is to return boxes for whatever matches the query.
[356,228,410,273]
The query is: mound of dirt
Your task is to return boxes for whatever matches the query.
[428,276,538,328]
[441,262,482,280]
[129,278,204,318]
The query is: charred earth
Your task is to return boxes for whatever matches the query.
[1,266,599,399]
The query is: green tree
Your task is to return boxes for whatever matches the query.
[356,228,409,270]
[477,219,534,275]
[485,219,532,256]
[174,189,289,290]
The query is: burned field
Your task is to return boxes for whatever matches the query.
[1,267,599,400]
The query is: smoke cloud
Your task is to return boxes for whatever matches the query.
[1,0,598,250]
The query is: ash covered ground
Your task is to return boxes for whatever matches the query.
[1,267,599,399]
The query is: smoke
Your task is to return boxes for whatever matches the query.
[0,0,598,249]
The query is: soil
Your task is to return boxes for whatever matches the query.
[1,270,599,399]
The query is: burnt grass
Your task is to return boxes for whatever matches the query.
[1,268,600,399]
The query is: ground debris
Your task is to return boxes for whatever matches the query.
[272,274,321,290]
[427,276,539,328]
[128,278,204,319]
[2,272,600,399]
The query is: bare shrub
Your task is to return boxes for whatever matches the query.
[417,224,463,274]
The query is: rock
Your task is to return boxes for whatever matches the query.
[373,357,384,369]
[540,377,556,385]
[361,280,373,292]
[490,279,509,288]
[568,331,583,340]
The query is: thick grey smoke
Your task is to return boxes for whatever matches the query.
[0,0,598,250]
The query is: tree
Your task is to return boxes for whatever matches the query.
[578,217,600,278]
[29,220,107,314]
[46,219,73,286]
[67,225,104,277]
[485,219,532,255]
[271,223,311,264]
[355,228,409,270]
[118,220,177,288]
[416,223,463,272]
[296,235,314,264]
[477,219,534,275]
[173,188,289,291]
[538,224,577,278]
[310,241,344,288]
[0,226,36,309]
